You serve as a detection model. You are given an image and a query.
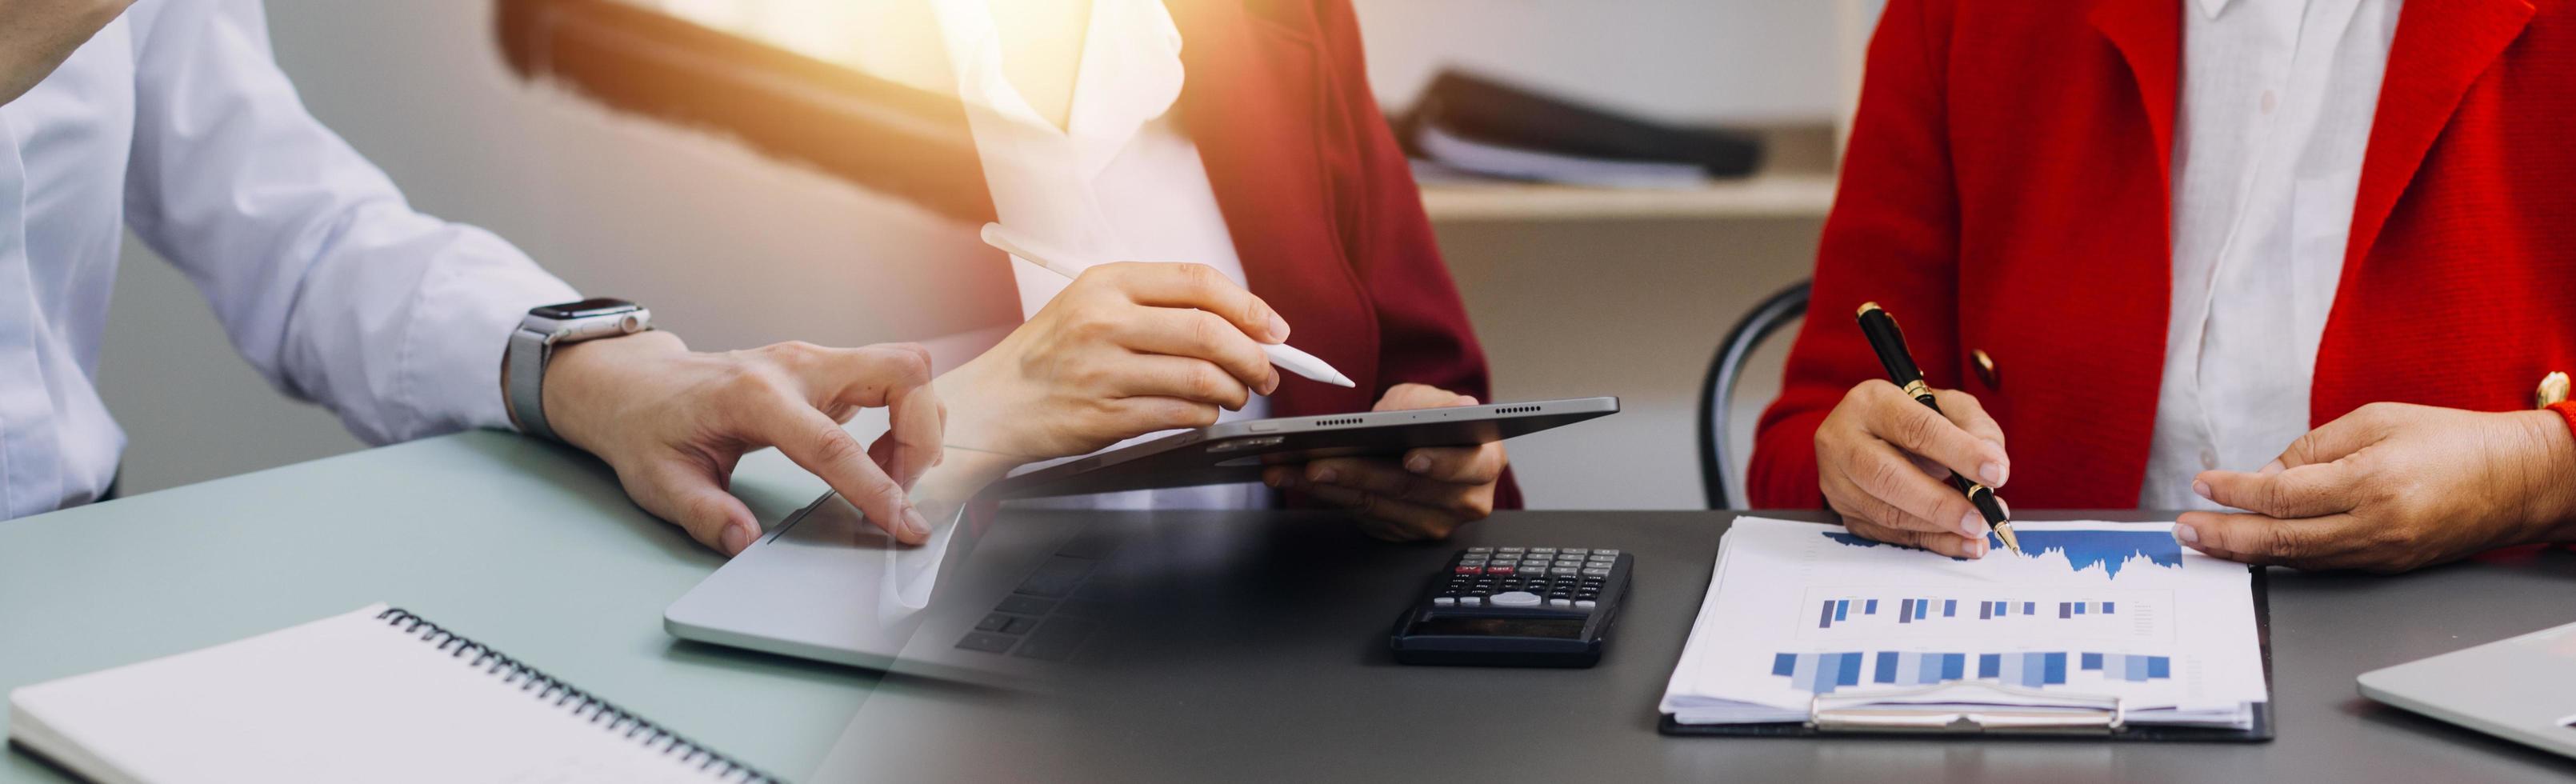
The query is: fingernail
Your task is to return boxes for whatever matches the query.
[1967,538,1988,558]
[2173,523,2199,545]
[1960,511,1983,537]
[1980,461,2006,486]
[1268,313,1291,342]
[902,506,932,538]
[2193,479,2213,500]
[721,524,752,554]
[1405,454,1432,474]
[2260,460,2284,475]
[1312,467,1338,484]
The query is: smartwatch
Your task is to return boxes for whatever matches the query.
[506,298,652,442]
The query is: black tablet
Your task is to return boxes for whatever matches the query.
[979,396,1619,500]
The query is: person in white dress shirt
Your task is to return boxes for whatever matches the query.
[0,0,950,555]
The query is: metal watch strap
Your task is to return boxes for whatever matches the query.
[508,326,558,442]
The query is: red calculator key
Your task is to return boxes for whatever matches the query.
[1486,566,1514,575]
[1454,566,1483,574]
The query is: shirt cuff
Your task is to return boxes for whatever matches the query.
[400,241,580,439]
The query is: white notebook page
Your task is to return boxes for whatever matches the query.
[10,605,752,784]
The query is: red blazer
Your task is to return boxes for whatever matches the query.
[1751,0,2576,509]
[1163,0,1521,508]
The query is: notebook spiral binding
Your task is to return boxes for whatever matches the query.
[374,608,783,783]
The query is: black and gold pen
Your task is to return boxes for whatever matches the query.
[1854,302,2021,555]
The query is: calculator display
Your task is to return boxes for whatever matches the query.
[1411,617,1586,639]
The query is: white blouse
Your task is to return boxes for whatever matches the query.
[2143,0,2398,510]
[933,0,1273,510]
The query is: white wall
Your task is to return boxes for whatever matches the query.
[98,1,1845,508]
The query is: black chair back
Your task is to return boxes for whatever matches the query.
[1696,280,1810,509]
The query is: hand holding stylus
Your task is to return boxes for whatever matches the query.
[934,240,1298,462]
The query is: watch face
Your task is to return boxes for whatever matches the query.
[531,298,638,319]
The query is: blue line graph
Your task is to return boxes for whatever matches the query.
[1995,530,2182,578]
[1774,650,2173,694]
[1822,529,2182,579]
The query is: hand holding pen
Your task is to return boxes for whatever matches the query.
[1808,302,2020,558]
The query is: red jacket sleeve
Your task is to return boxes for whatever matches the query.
[1310,0,1522,509]
[1749,0,1964,509]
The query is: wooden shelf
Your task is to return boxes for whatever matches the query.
[1419,171,1836,222]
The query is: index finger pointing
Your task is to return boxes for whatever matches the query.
[758,402,930,545]
[2194,462,2358,520]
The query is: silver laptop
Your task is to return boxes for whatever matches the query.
[666,398,1621,681]
[2359,620,2576,758]
[662,490,1090,686]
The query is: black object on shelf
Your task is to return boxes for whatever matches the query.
[1400,70,1763,183]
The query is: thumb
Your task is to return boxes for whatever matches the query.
[623,459,762,556]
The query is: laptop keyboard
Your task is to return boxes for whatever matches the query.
[954,529,1125,661]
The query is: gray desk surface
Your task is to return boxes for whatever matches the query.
[6,435,2576,782]
[0,430,864,782]
[822,510,2576,783]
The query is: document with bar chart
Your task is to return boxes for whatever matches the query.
[1659,517,2266,730]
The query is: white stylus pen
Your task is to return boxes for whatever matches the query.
[980,222,1357,388]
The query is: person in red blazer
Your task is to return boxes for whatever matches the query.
[930,0,1517,541]
[1751,0,2576,571]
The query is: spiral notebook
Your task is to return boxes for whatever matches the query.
[7,604,778,784]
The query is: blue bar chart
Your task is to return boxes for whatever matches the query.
[1774,650,2175,694]
[1814,595,2141,631]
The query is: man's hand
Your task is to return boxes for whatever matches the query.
[1265,384,1506,542]
[539,331,944,555]
[936,262,1286,461]
[1814,381,2012,558]
[0,1,131,106]
[2178,402,2576,572]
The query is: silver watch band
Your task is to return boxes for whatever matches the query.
[507,326,559,442]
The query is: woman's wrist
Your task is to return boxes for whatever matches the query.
[2525,406,2576,544]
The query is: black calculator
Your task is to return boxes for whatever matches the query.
[1388,546,1633,667]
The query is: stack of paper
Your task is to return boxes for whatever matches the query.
[1661,518,2267,729]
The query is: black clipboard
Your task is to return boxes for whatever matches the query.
[1658,568,2274,742]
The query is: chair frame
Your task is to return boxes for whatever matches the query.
[1696,280,1810,509]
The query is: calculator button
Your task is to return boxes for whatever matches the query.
[1466,547,1492,554]
[1549,598,1572,608]
[1588,554,1617,562]
[1454,566,1483,574]
[1550,567,1578,576]
[1575,600,1597,609]
[1486,566,1514,575]
[1594,550,1620,556]
[1488,591,1542,607]
[1582,567,1611,576]
[1528,547,1557,554]
[1562,548,1588,555]
[1496,547,1524,554]
[1460,597,1483,607]
[1433,597,1456,607]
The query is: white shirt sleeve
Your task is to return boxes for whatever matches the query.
[118,0,579,445]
